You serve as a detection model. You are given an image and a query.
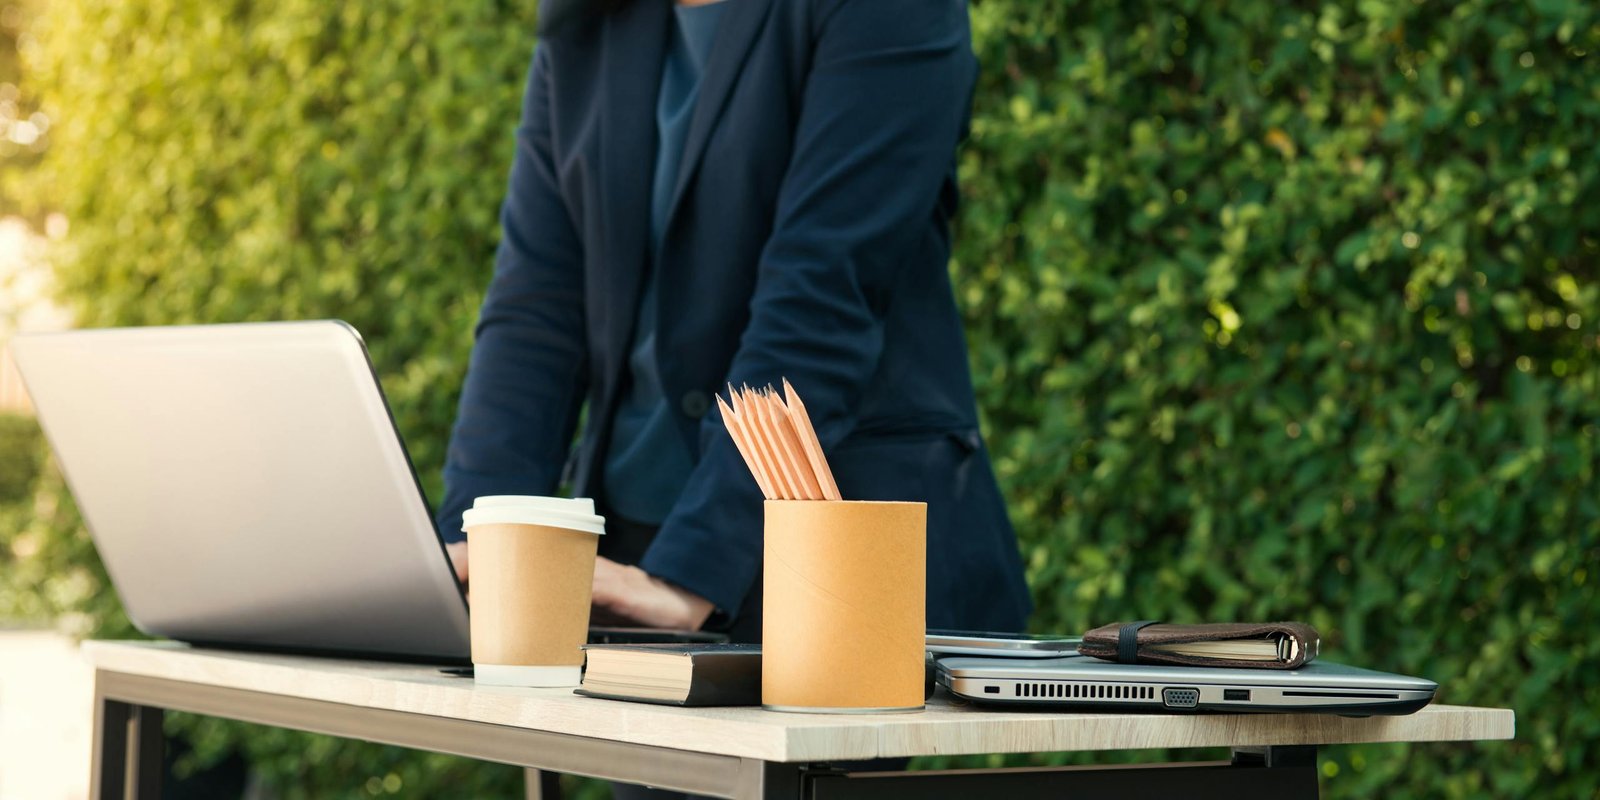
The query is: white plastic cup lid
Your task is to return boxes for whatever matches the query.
[461,495,606,536]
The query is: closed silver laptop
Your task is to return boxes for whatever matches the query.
[11,321,470,662]
[937,655,1436,715]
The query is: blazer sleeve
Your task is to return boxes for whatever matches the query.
[436,45,588,543]
[639,0,977,618]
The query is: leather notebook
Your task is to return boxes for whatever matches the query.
[1077,621,1320,669]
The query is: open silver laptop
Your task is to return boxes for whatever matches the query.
[937,655,1436,716]
[11,321,471,662]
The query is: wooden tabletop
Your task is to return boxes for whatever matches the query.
[83,641,1514,763]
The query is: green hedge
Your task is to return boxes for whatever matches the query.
[0,414,56,627]
[12,0,1600,797]
[1,1,48,215]
[0,413,41,505]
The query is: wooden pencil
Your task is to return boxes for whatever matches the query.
[780,378,842,501]
[762,387,823,500]
[740,385,806,500]
[717,393,777,499]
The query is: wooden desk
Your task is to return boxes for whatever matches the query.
[84,641,1512,799]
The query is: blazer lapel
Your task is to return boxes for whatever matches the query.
[599,0,669,361]
[661,0,774,236]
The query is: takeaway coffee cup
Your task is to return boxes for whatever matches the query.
[461,495,605,687]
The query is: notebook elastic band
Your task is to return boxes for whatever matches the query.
[1118,620,1160,664]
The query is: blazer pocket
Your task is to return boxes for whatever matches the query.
[947,428,982,456]
[830,428,980,503]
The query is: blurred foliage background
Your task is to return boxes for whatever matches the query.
[0,0,48,218]
[3,0,1597,797]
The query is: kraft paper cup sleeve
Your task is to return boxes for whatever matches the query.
[466,521,597,672]
[762,500,927,712]
[464,497,602,687]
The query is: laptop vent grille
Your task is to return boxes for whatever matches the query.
[1013,683,1154,700]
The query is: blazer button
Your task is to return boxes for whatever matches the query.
[680,390,710,419]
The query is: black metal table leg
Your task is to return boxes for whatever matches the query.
[1232,744,1319,769]
[91,681,165,800]
[525,767,562,799]
[129,705,165,799]
[91,693,130,800]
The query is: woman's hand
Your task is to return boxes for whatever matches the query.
[446,542,469,603]
[591,556,715,630]
[445,541,469,585]
[445,545,710,629]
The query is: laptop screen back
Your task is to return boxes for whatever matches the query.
[12,321,470,661]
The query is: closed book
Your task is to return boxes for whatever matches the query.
[575,643,762,706]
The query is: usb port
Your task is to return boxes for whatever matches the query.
[1224,689,1250,701]
[984,685,1000,694]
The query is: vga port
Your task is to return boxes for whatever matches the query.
[1162,687,1200,708]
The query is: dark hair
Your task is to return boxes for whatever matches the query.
[538,0,634,36]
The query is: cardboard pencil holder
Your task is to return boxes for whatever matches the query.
[762,500,927,713]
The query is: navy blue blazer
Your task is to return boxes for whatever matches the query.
[439,0,1032,632]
